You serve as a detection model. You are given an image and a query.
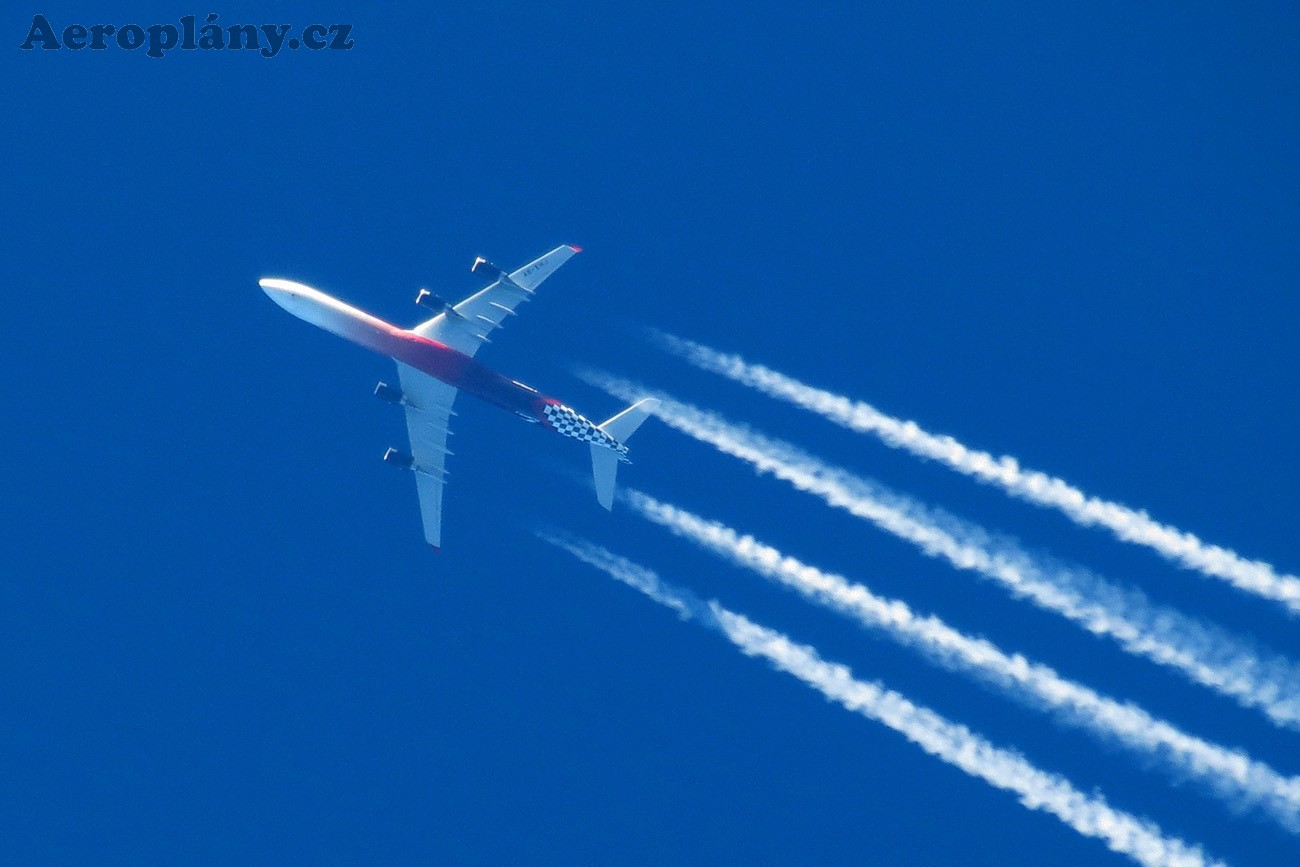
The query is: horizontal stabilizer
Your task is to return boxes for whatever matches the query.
[598,398,660,442]
[591,398,659,510]
[591,444,620,510]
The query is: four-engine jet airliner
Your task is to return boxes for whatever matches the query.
[260,245,656,549]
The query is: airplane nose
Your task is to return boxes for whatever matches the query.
[259,277,297,296]
[259,278,305,313]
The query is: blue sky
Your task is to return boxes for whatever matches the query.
[4,3,1298,864]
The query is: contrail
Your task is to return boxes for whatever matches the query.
[623,490,1300,832]
[538,533,1224,867]
[652,332,1300,617]
[576,369,1300,730]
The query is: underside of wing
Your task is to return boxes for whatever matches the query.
[395,362,459,548]
[411,244,580,357]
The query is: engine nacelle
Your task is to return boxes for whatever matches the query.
[374,382,404,405]
[471,257,503,281]
[415,288,453,312]
[382,447,415,470]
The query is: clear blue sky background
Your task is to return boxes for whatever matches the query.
[4,3,1298,864]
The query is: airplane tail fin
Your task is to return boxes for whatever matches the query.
[591,398,659,510]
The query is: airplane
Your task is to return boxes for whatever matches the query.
[260,245,657,550]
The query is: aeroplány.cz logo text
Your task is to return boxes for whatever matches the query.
[19,13,354,58]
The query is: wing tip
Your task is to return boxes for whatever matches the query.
[430,545,442,554]
[568,244,583,254]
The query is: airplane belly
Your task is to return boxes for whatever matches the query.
[261,284,564,424]
[393,335,547,417]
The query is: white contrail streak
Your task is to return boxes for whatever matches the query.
[539,534,1224,867]
[576,369,1300,730]
[653,332,1300,617]
[624,490,1300,832]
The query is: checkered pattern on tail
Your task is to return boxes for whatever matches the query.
[542,403,628,455]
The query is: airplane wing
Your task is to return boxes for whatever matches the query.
[395,362,459,549]
[410,245,580,358]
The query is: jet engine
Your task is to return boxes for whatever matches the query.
[415,288,455,313]
[470,257,503,280]
[374,382,404,404]
[382,447,415,470]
